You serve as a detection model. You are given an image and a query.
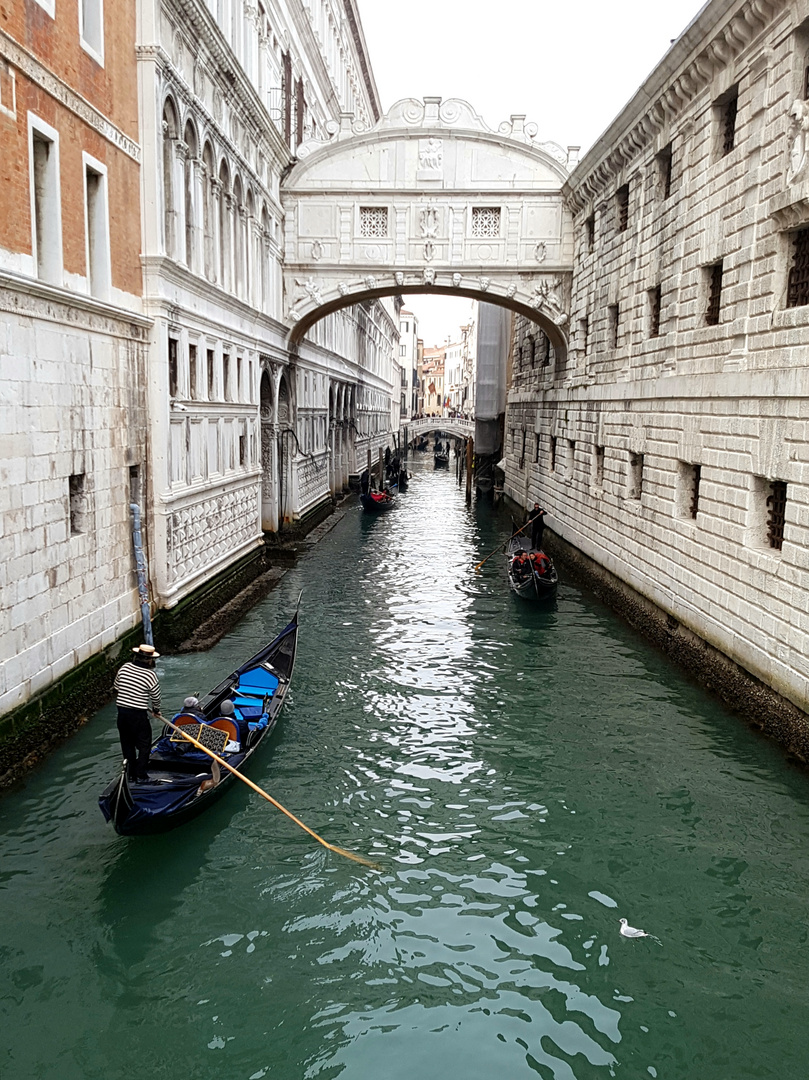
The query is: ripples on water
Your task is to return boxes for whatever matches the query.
[2,459,809,1079]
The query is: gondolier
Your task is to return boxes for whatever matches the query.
[113,643,162,783]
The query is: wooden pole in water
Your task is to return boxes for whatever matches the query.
[378,446,384,489]
[466,435,474,505]
[367,445,372,488]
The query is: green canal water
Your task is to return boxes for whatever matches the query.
[2,460,808,1079]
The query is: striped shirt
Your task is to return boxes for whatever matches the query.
[114,661,162,712]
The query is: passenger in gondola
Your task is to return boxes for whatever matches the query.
[530,550,551,576]
[181,695,206,720]
[511,550,532,582]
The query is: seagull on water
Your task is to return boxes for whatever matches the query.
[619,917,649,938]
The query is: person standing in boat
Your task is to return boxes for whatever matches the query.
[113,643,162,783]
[527,503,547,551]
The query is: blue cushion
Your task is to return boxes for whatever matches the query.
[236,667,279,695]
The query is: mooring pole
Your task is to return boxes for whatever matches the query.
[378,446,384,489]
[466,436,474,505]
[130,503,153,646]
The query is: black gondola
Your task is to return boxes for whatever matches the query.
[98,607,299,835]
[506,535,558,599]
[434,452,449,468]
[360,491,395,513]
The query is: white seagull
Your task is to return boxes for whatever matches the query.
[619,917,649,939]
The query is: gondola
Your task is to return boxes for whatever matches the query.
[434,452,449,468]
[360,490,395,513]
[98,607,299,835]
[506,535,558,599]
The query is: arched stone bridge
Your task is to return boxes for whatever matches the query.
[280,97,575,357]
[405,417,474,441]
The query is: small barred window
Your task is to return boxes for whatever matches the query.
[359,207,388,238]
[787,228,809,308]
[471,207,501,237]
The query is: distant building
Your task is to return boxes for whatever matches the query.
[421,346,446,415]
[399,308,419,419]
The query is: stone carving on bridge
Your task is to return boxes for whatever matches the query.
[787,99,809,185]
[479,277,490,291]
[395,271,405,286]
[531,279,568,324]
[424,241,435,261]
[534,242,547,263]
[419,207,439,238]
[452,273,462,287]
[423,268,435,285]
[311,240,324,261]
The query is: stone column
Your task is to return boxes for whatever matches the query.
[191,157,205,275]
[174,140,189,267]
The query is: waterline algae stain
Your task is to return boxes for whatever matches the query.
[1,460,808,1079]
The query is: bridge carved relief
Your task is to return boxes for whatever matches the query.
[281,97,575,356]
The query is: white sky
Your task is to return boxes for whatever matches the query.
[356,0,707,344]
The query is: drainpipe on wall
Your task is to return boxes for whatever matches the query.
[130,503,153,646]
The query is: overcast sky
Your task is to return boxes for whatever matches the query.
[356,0,706,344]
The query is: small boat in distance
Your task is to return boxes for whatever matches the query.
[98,606,299,835]
[506,535,558,600]
[434,451,449,468]
[360,490,395,513]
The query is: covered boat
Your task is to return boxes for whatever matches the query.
[360,490,395,513]
[506,536,558,599]
[98,608,299,835]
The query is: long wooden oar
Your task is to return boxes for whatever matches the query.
[474,519,530,574]
[163,717,380,870]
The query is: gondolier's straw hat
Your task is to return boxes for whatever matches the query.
[132,643,160,658]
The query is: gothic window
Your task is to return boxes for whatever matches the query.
[202,142,215,282]
[162,99,178,258]
[705,261,723,325]
[471,207,501,237]
[786,228,809,307]
[359,207,388,237]
[183,121,197,269]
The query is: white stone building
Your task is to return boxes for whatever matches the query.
[137,0,396,611]
[504,0,809,728]
[399,307,420,420]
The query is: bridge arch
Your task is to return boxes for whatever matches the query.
[280,97,575,357]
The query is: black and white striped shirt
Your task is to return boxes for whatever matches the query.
[114,662,162,712]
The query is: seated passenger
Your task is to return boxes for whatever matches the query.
[181,695,206,720]
[511,551,531,582]
[530,551,551,575]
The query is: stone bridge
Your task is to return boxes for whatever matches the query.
[280,97,576,357]
[404,417,474,441]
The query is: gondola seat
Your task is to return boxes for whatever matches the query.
[210,718,241,746]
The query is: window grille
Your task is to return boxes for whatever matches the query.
[519,428,526,469]
[608,304,619,349]
[690,464,701,519]
[534,434,540,464]
[541,334,551,366]
[767,480,787,550]
[658,145,673,199]
[359,207,388,238]
[720,90,738,156]
[649,286,662,338]
[550,436,557,472]
[787,228,809,308]
[471,207,501,237]
[580,317,589,355]
[594,445,605,487]
[585,214,595,252]
[706,262,723,326]
[616,185,629,232]
[804,65,809,100]
[69,473,86,535]
[629,452,644,500]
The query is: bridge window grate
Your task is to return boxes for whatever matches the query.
[471,207,501,237]
[705,261,723,326]
[550,436,556,472]
[787,228,809,308]
[717,86,739,157]
[657,144,673,199]
[359,207,388,238]
[767,480,787,550]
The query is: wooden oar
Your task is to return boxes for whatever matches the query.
[163,717,380,870]
[474,519,530,573]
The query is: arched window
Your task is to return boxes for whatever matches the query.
[202,142,215,281]
[260,205,270,306]
[162,99,179,257]
[246,188,255,305]
[233,175,244,297]
[218,160,230,288]
[183,120,198,269]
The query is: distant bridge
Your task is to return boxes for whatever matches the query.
[404,417,474,441]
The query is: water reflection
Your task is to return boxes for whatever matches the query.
[1,459,809,1079]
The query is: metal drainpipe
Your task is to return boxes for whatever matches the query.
[130,503,153,646]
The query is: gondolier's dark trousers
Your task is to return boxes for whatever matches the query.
[117,707,152,780]
[531,523,544,550]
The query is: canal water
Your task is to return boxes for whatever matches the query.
[2,458,808,1080]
